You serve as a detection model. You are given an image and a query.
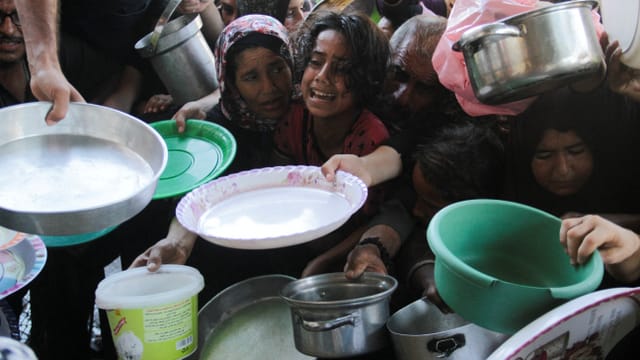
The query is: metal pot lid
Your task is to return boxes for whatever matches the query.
[281,272,397,309]
[601,0,640,68]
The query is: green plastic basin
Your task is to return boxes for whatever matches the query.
[427,199,603,334]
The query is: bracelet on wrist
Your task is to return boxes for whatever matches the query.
[359,236,392,268]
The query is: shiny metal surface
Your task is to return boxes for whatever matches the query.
[136,14,218,106]
[0,102,167,235]
[455,0,604,104]
[387,298,508,360]
[281,272,397,358]
[192,274,314,360]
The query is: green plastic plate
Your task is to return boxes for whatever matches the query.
[150,119,237,200]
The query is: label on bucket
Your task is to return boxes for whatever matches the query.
[106,296,198,360]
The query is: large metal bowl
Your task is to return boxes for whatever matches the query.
[0,102,167,236]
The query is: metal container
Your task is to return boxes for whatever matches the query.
[191,274,314,360]
[135,13,218,106]
[453,0,604,104]
[386,298,508,360]
[0,102,167,236]
[281,272,397,358]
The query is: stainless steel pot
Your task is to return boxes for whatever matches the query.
[281,272,397,358]
[135,13,218,106]
[387,298,508,360]
[453,0,604,104]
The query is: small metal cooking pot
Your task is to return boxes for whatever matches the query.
[387,298,508,360]
[453,0,604,104]
[281,272,397,358]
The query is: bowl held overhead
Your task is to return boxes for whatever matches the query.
[453,0,605,105]
[0,102,167,236]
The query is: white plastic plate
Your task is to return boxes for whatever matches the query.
[488,287,640,360]
[176,166,367,249]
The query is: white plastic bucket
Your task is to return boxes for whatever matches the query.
[95,265,204,360]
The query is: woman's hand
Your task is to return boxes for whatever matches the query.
[602,32,640,102]
[129,218,198,272]
[343,243,388,279]
[172,90,220,132]
[129,237,192,271]
[172,101,207,133]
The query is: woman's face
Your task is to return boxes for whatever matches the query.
[232,47,293,120]
[531,129,594,196]
[301,29,355,121]
[284,0,305,33]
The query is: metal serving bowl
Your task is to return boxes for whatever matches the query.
[0,102,167,236]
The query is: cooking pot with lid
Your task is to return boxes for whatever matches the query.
[453,0,604,104]
[281,272,397,358]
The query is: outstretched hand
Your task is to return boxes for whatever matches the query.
[560,214,640,266]
[30,66,85,125]
[321,154,373,186]
[602,32,640,102]
[129,237,193,272]
[343,244,388,280]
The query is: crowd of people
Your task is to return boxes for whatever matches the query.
[7,0,640,359]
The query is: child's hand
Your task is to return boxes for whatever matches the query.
[560,215,640,266]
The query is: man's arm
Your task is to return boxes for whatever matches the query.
[16,0,84,124]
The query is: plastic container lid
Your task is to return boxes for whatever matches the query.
[601,0,640,69]
[95,264,204,309]
[150,119,236,200]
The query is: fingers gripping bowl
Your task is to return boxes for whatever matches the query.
[426,199,604,334]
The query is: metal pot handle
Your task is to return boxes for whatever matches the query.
[427,333,466,358]
[298,313,358,332]
[149,0,182,53]
[452,23,522,51]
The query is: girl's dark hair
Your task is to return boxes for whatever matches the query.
[414,122,505,202]
[292,10,391,109]
[517,87,600,161]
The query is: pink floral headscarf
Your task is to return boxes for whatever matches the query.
[215,14,293,132]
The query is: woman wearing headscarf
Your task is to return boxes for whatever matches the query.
[206,14,295,172]
[129,14,298,300]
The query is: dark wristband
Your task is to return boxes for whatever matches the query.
[359,237,392,268]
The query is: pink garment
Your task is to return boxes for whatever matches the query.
[433,0,604,117]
